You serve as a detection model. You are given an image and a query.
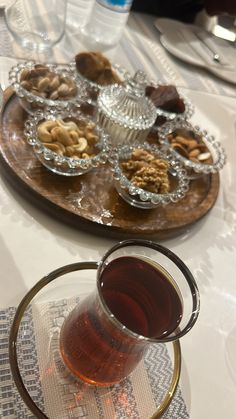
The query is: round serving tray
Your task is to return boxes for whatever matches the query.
[0,88,220,240]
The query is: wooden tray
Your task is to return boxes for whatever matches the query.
[0,88,220,240]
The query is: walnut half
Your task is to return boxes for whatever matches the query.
[121,148,170,194]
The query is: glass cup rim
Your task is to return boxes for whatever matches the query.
[97,239,200,343]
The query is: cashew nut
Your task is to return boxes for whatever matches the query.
[82,153,90,159]
[54,141,66,154]
[57,119,78,131]
[51,126,73,146]
[65,146,75,157]
[42,142,63,155]
[69,130,79,143]
[85,131,99,145]
[73,137,87,153]
[37,120,58,142]
[85,121,96,131]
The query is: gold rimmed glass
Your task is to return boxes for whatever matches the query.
[9,239,198,417]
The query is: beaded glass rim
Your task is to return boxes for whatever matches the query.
[72,62,131,91]
[9,60,89,109]
[158,119,227,174]
[109,142,189,207]
[24,109,111,174]
[147,81,194,121]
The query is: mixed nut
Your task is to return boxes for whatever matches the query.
[19,64,78,101]
[167,128,212,164]
[121,148,170,194]
[37,118,99,159]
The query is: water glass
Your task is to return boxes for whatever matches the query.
[5,0,67,51]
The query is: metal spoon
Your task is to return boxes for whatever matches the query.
[194,32,221,63]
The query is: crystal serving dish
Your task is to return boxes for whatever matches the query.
[109,142,189,209]
[9,61,88,114]
[24,109,111,176]
[97,70,157,146]
[158,119,227,177]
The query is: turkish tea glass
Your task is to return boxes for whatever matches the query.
[60,239,200,387]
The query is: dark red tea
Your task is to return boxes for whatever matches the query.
[60,256,183,386]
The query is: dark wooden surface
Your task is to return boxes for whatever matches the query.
[0,88,220,239]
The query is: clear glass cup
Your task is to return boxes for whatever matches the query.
[5,0,67,51]
[60,239,200,387]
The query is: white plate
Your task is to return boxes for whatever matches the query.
[155,18,236,85]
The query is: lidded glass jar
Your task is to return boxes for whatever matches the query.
[97,70,157,146]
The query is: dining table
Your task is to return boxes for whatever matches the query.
[0,6,236,419]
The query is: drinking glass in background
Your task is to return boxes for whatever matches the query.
[4,0,68,51]
[66,0,95,33]
[60,239,200,387]
[81,0,134,50]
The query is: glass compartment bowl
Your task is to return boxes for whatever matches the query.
[24,109,111,176]
[146,82,194,126]
[9,61,88,114]
[109,143,189,209]
[158,119,227,177]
